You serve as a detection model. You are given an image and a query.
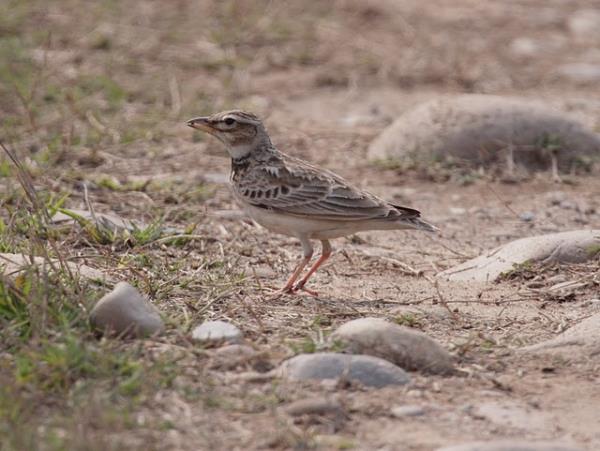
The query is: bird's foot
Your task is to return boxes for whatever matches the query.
[291,281,319,297]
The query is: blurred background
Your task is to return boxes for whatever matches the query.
[2,0,600,163]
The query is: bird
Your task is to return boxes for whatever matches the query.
[187,110,438,296]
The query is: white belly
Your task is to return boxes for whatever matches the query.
[242,204,400,240]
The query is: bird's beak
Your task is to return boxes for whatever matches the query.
[186,117,213,133]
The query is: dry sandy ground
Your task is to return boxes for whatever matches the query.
[1,0,600,450]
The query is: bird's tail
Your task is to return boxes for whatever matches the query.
[392,205,439,233]
[404,216,439,233]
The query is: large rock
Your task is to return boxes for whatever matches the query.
[90,282,164,338]
[436,441,583,451]
[368,95,600,173]
[438,230,600,282]
[521,313,600,359]
[277,352,410,388]
[330,317,454,375]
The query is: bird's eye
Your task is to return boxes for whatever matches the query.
[224,117,235,125]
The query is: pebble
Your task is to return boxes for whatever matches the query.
[390,405,426,418]
[90,282,164,338]
[509,37,539,58]
[559,199,578,210]
[284,397,344,417]
[557,63,600,83]
[277,352,410,388]
[567,9,600,40]
[519,211,536,222]
[330,317,454,375]
[192,320,242,344]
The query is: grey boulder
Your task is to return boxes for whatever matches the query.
[438,230,600,282]
[90,282,164,338]
[367,95,600,173]
[330,317,454,375]
[277,352,410,388]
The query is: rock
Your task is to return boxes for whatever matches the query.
[277,352,410,388]
[367,95,600,174]
[390,404,426,418]
[557,63,600,83]
[559,199,578,210]
[0,253,108,282]
[52,208,141,233]
[567,9,600,40]
[436,441,583,451]
[330,318,454,375]
[284,397,344,417]
[90,282,164,338]
[509,37,539,58]
[521,313,600,359]
[210,344,257,370]
[192,320,242,344]
[519,211,536,222]
[438,230,600,282]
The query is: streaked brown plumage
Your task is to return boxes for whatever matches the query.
[187,110,438,295]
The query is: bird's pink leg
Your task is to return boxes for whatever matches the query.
[293,240,332,295]
[281,256,312,293]
[278,236,314,294]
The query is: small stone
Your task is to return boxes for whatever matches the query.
[90,282,164,338]
[519,211,535,222]
[284,397,344,417]
[390,405,426,418]
[509,37,539,57]
[449,207,466,215]
[567,9,600,39]
[559,199,578,210]
[557,63,600,83]
[436,440,583,451]
[192,320,242,344]
[277,352,410,388]
[330,318,454,375]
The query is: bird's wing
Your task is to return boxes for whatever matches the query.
[234,155,421,221]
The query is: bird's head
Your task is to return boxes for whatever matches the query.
[187,110,270,160]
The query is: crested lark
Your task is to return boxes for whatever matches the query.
[187,110,438,295]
